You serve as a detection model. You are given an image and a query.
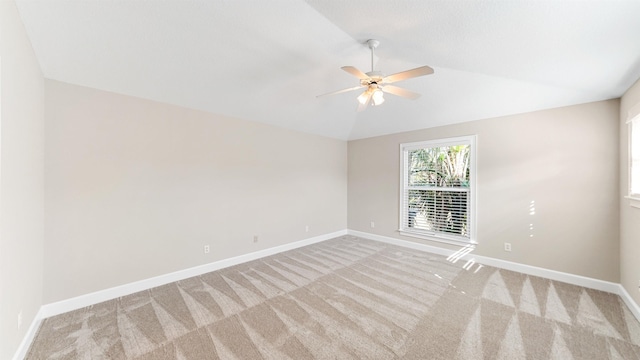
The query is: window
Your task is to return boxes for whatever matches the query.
[400,136,476,244]
[628,103,640,208]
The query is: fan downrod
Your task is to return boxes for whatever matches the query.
[366,39,380,73]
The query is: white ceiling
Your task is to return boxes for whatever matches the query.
[15,0,640,140]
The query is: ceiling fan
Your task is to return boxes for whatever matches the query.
[318,39,434,111]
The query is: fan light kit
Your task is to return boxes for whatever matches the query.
[318,39,434,111]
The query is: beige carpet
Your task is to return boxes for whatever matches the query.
[27,236,640,359]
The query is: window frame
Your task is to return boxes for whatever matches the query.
[627,103,640,209]
[399,135,477,245]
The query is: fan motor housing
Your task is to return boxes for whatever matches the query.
[364,71,384,85]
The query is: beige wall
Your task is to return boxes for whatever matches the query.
[0,2,45,359]
[349,100,620,282]
[620,77,640,306]
[43,80,347,303]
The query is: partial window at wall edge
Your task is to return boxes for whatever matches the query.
[627,103,640,209]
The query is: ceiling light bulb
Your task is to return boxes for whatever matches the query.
[357,90,370,105]
[372,89,385,106]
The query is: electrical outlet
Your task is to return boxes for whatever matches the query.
[504,243,512,252]
[305,225,309,233]
[370,221,375,228]
[253,235,258,243]
[17,311,22,330]
[204,245,210,254]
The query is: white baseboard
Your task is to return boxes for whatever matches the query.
[40,230,347,319]
[12,308,44,360]
[617,284,640,323]
[348,230,635,309]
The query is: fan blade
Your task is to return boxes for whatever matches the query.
[342,66,370,80]
[381,85,421,100]
[357,90,372,112]
[383,65,434,84]
[317,86,364,98]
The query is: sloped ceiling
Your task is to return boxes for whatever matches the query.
[15,0,640,140]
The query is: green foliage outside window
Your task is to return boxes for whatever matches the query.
[407,145,470,237]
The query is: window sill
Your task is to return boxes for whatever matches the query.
[399,230,477,246]
[625,195,640,209]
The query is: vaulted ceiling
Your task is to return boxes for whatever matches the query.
[15,0,640,140]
